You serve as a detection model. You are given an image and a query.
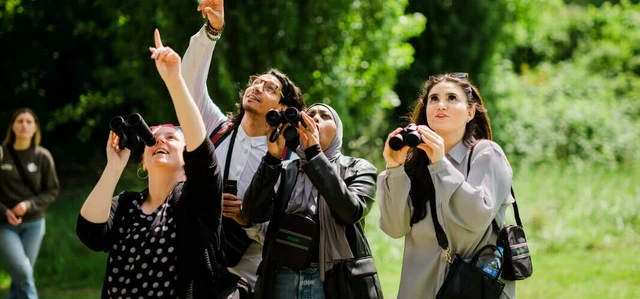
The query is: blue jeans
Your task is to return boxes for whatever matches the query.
[0,218,45,299]
[274,263,325,299]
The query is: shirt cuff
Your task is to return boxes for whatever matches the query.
[386,165,407,177]
[264,153,282,167]
[194,25,218,45]
[77,213,108,227]
[25,200,36,212]
[428,159,449,174]
[304,144,322,160]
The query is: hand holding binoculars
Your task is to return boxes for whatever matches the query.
[265,107,306,143]
[389,124,422,151]
[109,113,156,150]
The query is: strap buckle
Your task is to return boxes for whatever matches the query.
[443,247,453,264]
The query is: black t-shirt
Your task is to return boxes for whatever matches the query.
[105,197,179,298]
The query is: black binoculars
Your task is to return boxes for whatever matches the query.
[389,124,422,151]
[109,113,156,150]
[265,107,304,143]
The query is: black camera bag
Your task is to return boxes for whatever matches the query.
[271,213,319,270]
[492,198,533,281]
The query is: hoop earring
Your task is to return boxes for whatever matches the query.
[137,167,148,180]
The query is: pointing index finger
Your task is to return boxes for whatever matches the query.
[154,28,163,49]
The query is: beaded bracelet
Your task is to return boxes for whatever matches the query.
[205,20,224,42]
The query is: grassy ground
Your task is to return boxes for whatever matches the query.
[367,163,640,298]
[1,164,638,298]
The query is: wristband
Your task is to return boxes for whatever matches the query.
[204,20,224,41]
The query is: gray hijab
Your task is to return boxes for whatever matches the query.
[286,103,353,280]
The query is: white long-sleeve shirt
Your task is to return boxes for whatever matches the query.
[377,140,516,299]
[181,25,268,288]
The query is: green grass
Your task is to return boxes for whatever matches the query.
[517,247,640,298]
[1,164,638,298]
[365,204,640,298]
[363,163,640,298]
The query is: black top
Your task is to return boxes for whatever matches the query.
[0,145,59,223]
[76,138,238,299]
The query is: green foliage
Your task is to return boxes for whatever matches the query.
[488,0,640,168]
[0,0,424,172]
[215,0,425,154]
[393,0,510,123]
[0,0,200,167]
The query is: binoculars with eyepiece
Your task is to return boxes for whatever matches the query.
[109,113,156,150]
[389,124,422,151]
[265,107,304,143]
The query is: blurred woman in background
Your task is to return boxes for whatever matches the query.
[0,107,60,299]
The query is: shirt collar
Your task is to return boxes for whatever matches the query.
[235,125,248,142]
[447,141,469,165]
[236,125,267,147]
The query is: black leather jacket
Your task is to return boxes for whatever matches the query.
[243,152,380,299]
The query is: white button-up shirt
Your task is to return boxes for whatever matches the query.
[181,25,272,288]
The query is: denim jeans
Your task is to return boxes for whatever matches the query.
[273,263,325,299]
[0,218,45,299]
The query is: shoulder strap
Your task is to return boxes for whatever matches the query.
[0,145,3,163]
[222,127,239,184]
[210,121,235,147]
[214,121,294,160]
[280,146,294,160]
[209,121,239,184]
[508,190,523,227]
[276,160,300,216]
[6,145,38,196]
[429,188,448,250]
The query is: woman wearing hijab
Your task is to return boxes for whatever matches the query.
[242,103,383,299]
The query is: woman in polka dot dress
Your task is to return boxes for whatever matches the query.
[76,29,239,299]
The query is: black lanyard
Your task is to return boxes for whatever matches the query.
[222,127,239,184]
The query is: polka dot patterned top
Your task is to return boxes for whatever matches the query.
[105,197,179,299]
